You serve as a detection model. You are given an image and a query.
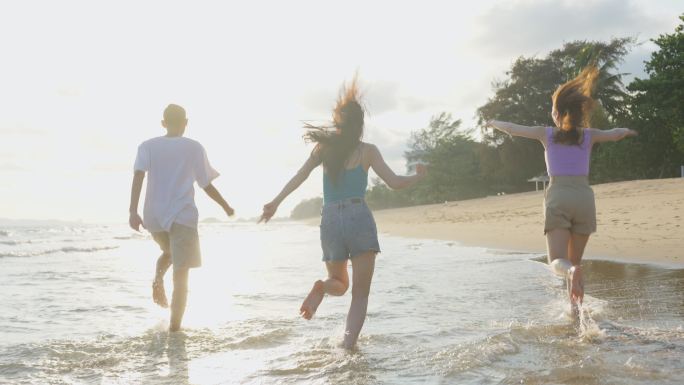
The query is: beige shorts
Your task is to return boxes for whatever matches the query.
[152,223,202,269]
[543,176,596,235]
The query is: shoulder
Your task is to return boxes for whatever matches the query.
[309,143,323,161]
[361,142,379,155]
[139,137,161,148]
[360,142,382,166]
[180,137,206,152]
[180,136,201,145]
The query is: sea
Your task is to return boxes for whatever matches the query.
[1,221,683,384]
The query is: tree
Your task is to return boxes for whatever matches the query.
[405,114,489,202]
[477,38,635,189]
[365,178,412,210]
[290,197,323,219]
[625,14,684,176]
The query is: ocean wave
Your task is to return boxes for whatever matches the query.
[0,240,30,246]
[113,234,146,241]
[0,238,104,246]
[0,320,295,382]
[0,230,9,237]
[0,245,119,258]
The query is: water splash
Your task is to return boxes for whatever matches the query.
[577,302,605,341]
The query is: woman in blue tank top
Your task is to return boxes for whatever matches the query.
[487,66,637,313]
[260,76,426,349]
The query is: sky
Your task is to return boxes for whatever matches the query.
[0,0,680,223]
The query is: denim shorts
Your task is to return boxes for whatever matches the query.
[320,198,380,262]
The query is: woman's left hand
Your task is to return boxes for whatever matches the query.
[415,163,428,178]
[259,201,278,223]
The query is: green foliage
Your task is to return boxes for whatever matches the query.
[291,18,684,212]
[406,114,491,202]
[476,38,635,191]
[626,14,684,172]
[290,197,322,219]
[365,179,412,210]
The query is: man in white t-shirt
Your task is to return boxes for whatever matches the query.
[128,104,234,332]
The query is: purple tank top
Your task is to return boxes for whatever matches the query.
[544,127,592,176]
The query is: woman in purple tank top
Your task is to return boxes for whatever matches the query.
[487,66,637,313]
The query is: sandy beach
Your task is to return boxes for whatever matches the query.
[308,178,684,265]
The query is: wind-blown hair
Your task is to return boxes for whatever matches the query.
[552,65,599,145]
[304,77,365,183]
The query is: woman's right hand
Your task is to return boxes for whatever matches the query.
[415,163,428,179]
[259,201,279,223]
[623,128,639,138]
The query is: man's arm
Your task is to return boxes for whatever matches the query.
[204,183,234,217]
[129,171,145,231]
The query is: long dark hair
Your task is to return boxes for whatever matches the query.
[304,76,365,183]
[551,65,599,145]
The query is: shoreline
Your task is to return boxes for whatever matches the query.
[303,178,684,267]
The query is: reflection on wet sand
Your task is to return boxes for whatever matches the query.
[582,259,684,325]
[533,257,684,320]
[144,332,190,384]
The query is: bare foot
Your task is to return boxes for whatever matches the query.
[568,265,584,306]
[300,280,325,320]
[153,279,169,308]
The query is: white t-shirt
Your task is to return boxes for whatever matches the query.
[134,136,219,233]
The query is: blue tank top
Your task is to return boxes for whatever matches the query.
[323,165,368,204]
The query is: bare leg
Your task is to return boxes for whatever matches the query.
[343,252,376,350]
[568,233,590,304]
[300,260,349,319]
[546,228,572,276]
[568,233,589,266]
[300,260,349,320]
[169,267,189,332]
[153,252,172,308]
[546,228,583,311]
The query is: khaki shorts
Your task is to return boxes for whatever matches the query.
[543,176,596,235]
[152,223,202,269]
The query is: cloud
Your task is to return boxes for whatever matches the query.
[299,88,337,116]
[56,86,83,97]
[0,124,45,135]
[473,0,664,58]
[0,163,28,172]
[300,80,430,118]
[400,96,430,113]
[619,41,660,82]
[364,81,401,115]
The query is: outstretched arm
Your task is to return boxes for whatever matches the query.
[369,144,426,190]
[259,152,321,223]
[591,127,638,144]
[486,120,546,141]
[203,183,234,217]
[129,171,145,232]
